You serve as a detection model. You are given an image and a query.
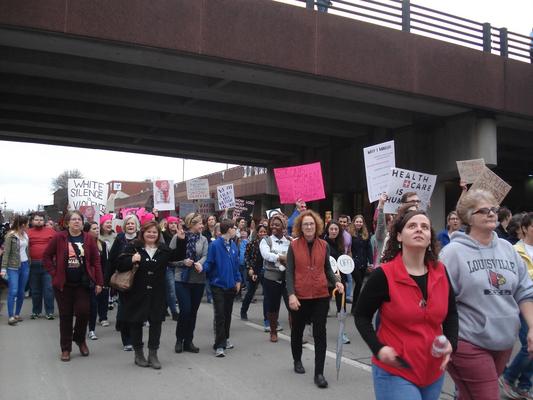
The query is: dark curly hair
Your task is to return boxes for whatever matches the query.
[381,209,440,266]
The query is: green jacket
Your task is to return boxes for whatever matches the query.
[515,240,533,281]
[1,231,30,269]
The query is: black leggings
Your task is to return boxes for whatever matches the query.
[263,278,289,314]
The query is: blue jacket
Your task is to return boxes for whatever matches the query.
[203,237,241,289]
[238,239,248,266]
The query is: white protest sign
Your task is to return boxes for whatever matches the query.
[363,140,396,203]
[456,158,485,184]
[337,255,355,274]
[217,183,235,210]
[266,208,282,219]
[68,179,109,217]
[186,179,210,200]
[470,167,512,204]
[153,180,175,211]
[384,168,437,214]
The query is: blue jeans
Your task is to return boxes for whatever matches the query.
[175,282,204,344]
[165,266,178,315]
[346,273,353,300]
[240,275,267,320]
[372,364,445,400]
[29,260,54,315]
[503,314,533,391]
[7,261,30,317]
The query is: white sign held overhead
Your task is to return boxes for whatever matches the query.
[153,180,175,211]
[384,168,437,214]
[68,179,109,216]
[186,179,210,200]
[363,140,396,203]
[217,183,236,210]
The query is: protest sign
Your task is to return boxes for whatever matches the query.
[68,179,109,217]
[179,202,197,218]
[233,198,255,219]
[470,167,512,204]
[384,168,437,214]
[153,180,175,211]
[363,140,396,202]
[197,199,216,219]
[456,158,485,184]
[266,208,282,219]
[273,162,325,204]
[186,179,210,200]
[217,183,236,210]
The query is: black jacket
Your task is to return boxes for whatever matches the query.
[117,239,186,323]
[351,234,372,270]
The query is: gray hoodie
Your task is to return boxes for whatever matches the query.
[440,231,533,350]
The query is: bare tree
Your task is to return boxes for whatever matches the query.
[51,169,84,191]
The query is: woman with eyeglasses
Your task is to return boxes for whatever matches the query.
[440,189,533,400]
[436,211,462,248]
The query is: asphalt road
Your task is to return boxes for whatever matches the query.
[0,292,460,400]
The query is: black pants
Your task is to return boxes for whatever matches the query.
[129,320,162,350]
[351,268,366,305]
[263,278,289,314]
[211,286,236,349]
[290,297,330,377]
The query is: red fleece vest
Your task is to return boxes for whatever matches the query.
[292,238,329,299]
[373,254,449,387]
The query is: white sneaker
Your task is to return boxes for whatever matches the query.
[215,348,225,357]
[123,345,133,351]
[225,340,234,349]
[342,333,350,344]
[100,320,110,327]
[88,331,98,340]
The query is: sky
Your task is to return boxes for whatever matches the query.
[1,0,531,212]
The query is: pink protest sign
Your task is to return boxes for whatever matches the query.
[273,162,326,204]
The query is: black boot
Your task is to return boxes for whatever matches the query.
[314,374,328,388]
[134,347,149,367]
[148,349,161,369]
[175,340,183,353]
[183,341,200,353]
[294,360,305,374]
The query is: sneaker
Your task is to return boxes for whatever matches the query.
[100,320,110,327]
[45,314,55,320]
[108,303,114,310]
[8,317,17,326]
[14,315,23,322]
[264,320,270,332]
[123,345,133,351]
[499,376,520,399]
[88,331,98,340]
[215,348,225,357]
[516,387,533,400]
[225,340,234,349]
[30,313,41,319]
[342,333,351,344]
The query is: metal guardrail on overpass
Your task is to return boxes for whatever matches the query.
[283,0,532,63]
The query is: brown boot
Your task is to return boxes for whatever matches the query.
[60,351,71,362]
[267,312,278,342]
[78,341,89,356]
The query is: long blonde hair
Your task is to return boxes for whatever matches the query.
[350,214,369,240]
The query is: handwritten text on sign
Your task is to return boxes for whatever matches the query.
[68,179,109,216]
[273,162,325,204]
[217,183,236,210]
[186,179,210,200]
[470,167,511,204]
[384,168,436,214]
[363,140,396,203]
[456,159,485,184]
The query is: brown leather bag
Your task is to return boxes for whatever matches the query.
[110,262,139,291]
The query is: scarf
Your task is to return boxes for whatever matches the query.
[181,231,201,281]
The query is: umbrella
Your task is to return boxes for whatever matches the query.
[333,287,347,380]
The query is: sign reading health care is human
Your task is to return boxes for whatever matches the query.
[273,162,325,204]
[68,179,109,216]
[363,140,395,203]
[216,183,236,210]
[384,168,436,214]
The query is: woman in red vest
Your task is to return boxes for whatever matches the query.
[286,209,343,389]
[354,209,457,400]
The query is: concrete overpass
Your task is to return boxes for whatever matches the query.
[1,0,532,221]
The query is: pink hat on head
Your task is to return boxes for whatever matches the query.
[140,213,155,225]
[100,214,113,225]
[167,216,179,224]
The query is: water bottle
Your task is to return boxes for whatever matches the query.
[431,335,448,357]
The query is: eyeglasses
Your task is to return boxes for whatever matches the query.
[302,222,315,227]
[472,207,499,216]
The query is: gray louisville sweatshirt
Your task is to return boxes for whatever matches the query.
[440,231,533,350]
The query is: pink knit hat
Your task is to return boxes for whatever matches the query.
[140,213,155,225]
[99,214,113,225]
[167,216,179,224]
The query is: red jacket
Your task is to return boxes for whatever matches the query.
[292,238,329,299]
[43,231,104,290]
[373,254,449,387]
